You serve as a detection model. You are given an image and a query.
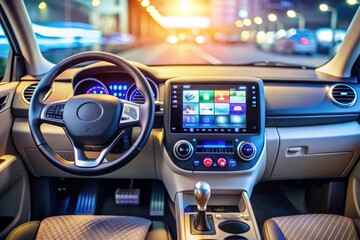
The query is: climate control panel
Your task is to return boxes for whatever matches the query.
[168,138,262,171]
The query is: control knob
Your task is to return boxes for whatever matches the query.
[173,140,194,161]
[237,141,256,161]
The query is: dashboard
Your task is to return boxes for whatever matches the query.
[72,71,159,103]
[11,63,360,187]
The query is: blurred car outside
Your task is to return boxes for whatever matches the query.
[314,28,346,54]
[256,31,276,51]
[272,29,317,55]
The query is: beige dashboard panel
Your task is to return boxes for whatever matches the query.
[12,118,157,179]
[270,121,360,180]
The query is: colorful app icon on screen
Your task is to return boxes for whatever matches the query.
[183,90,199,102]
[215,103,230,115]
[215,115,229,125]
[230,104,246,114]
[183,103,199,115]
[200,115,214,125]
[199,90,214,103]
[230,90,246,103]
[183,115,199,127]
[230,115,245,124]
[215,90,230,103]
[199,103,214,115]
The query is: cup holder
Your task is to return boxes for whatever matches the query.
[218,220,250,234]
[224,236,247,240]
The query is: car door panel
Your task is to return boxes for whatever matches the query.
[0,82,30,239]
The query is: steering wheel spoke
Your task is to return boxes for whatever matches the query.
[40,101,67,126]
[118,100,141,128]
[72,129,127,168]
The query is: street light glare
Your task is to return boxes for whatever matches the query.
[141,0,150,7]
[268,13,277,22]
[254,17,263,25]
[287,10,296,18]
[243,19,252,26]
[319,4,329,12]
[235,20,243,28]
[92,0,100,7]
[347,0,358,5]
[38,2,47,10]
[180,1,191,12]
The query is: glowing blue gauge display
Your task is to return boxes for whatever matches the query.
[109,84,128,99]
[86,86,107,95]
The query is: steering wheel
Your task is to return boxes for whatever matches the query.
[29,52,155,176]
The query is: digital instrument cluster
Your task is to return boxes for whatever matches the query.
[73,77,158,103]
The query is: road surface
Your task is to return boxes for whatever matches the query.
[117,42,329,67]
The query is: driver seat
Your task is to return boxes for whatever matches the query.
[6,215,172,240]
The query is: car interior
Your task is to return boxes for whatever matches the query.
[0,0,360,239]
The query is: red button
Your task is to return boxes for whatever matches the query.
[203,158,213,167]
[217,158,227,167]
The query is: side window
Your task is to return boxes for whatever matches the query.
[0,23,10,78]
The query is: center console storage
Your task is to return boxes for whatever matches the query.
[175,182,261,240]
[164,77,265,172]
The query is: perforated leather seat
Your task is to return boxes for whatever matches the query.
[6,215,172,240]
[262,214,360,240]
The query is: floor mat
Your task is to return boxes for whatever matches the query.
[250,183,300,231]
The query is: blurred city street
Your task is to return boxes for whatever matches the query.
[118,42,329,66]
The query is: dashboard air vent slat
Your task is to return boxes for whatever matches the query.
[131,90,146,104]
[22,84,38,104]
[329,84,357,107]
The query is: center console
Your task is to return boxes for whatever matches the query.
[164,77,265,172]
[163,77,265,240]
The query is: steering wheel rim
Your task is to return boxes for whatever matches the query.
[28,52,155,176]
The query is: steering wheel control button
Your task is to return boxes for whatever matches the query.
[228,159,237,168]
[119,101,140,126]
[203,158,213,167]
[77,102,102,121]
[173,140,194,161]
[44,103,65,120]
[237,141,257,161]
[217,158,227,168]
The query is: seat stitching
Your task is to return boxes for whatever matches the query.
[326,216,341,240]
[319,215,336,240]
[288,215,307,239]
[313,214,331,239]
[294,214,317,240]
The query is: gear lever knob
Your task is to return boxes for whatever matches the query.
[194,181,211,211]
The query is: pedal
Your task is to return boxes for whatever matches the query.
[149,182,165,216]
[115,188,140,205]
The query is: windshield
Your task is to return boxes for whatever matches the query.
[24,0,358,67]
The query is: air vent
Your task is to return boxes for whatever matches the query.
[329,84,357,107]
[22,84,38,104]
[130,90,146,104]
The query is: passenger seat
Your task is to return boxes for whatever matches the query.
[262,214,360,240]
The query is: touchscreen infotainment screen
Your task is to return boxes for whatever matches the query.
[170,83,260,134]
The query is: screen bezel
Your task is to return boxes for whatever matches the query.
[169,82,260,134]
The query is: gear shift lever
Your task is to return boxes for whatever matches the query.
[193,181,211,231]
